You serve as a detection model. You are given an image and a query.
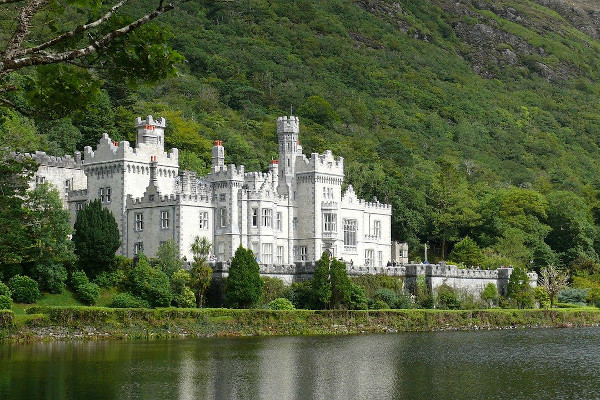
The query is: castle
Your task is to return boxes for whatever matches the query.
[28,115,397,270]
[25,114,534,294]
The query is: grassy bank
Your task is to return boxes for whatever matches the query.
[2,306,600,342]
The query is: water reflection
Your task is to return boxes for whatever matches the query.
[2,328,600,400]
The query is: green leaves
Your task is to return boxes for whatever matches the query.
[225,246,262,309]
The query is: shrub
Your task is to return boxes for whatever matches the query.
[481,283,498,307]
[558,288,589,306]
[268,297,295,310]
[70,270,99,305]
[0,282,11,297]
[128,255,173,308]
[8,275,40,303]
[373,289,397,308]
[93,270,126,288]
[371,299,390,309]
[348,283,368,310]
[286,281,312,309]
[32,261,67,294]
[0,295,12,310]
[436,285,461,309]
[261,276,287,303]
[109,293,150,308]
[76,282,100,305]
[395,292,413,309]
[174,287,196,308]
[70,270,89,289]
[350,275,403,298]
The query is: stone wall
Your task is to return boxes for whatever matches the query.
[209,261,537,298]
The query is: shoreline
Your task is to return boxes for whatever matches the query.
[2,307,600,343]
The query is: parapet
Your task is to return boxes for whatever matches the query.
[209,164,245,182]
[277,116,299,134]
[135,115,166,130]
[295,151,344,176]
[83,133,178,165]
[20,151,83,169]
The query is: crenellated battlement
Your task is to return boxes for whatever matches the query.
[295,151,344,175]
[83,133,178,166]
[210,164,245,181]
[135,115,166,129]
[19,151,83,169]
[358,199,392,212]
[277,115,299,134]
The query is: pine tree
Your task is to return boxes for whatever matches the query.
[225,246,263,308]
[72,199,120,277]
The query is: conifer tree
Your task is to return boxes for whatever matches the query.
[225,246,263,308]
[311,252,332,309]
[72,199,120,277]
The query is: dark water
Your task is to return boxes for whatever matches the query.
[2,328,600,400]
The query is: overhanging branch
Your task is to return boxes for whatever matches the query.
[1,0,187,76]
[17,0,128,57]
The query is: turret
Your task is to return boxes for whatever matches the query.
[277,116,301,178]
[212,140,225,172]
[135,116,166,149]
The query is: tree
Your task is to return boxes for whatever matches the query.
[24,183,75,293]
[539,265,569,308]
[0,0,187,116]
[506,266,533,309]
[189,236,212,308]
[481,283,498,308]
[0,150,36,272]
[449,236,484,267]
[155,240,183,278]
[225,246,262,309]
[329,258,352,309]
[310,252,352,309]
[311,251,332,309]
[72,199,120,277]
[128,254,172,307]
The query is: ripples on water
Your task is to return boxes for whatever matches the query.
[2,327,600,400]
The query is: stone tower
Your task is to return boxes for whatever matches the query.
[135,116,166,149]
[277,116,302,194]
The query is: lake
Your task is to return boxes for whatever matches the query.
[2,327,600,400]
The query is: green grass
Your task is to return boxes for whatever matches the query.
[11,289,83,315]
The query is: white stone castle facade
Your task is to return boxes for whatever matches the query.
[29,115,399,268]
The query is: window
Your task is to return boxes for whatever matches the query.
[373,220,381,238]
[161,210,170,229]
[76,202,85,213]
[277,246,284,264]
[100,187,111,204]
[300,246,307,261]
[378,251,383,267]
[219,208,227,228]
[65,179,71,193]
[218,242,225,257]
[323,213,337,232]
[219,193,226,201]
[135,213,144,231]
[343,219,357,246]
[35,176,46,185]
[199,212,209,230]
[251,208,258,227]
[276,212,282,231]
[262,208,272,227]
[134,242,144,255]
[365,249,375,266]
[262,243,273,264]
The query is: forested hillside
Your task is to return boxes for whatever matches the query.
[4,0,600,271]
